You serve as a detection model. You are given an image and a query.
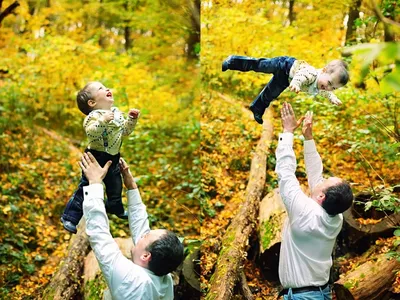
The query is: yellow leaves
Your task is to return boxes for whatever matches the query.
[118,230,127,237]
[356,217,383,225]
[2,205,11,215]
[393,271,400,294]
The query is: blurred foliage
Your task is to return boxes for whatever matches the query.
[201,0,399,297]
[0,0,200,298]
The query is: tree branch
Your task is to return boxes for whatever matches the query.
[370,0,400,28]
[0,1,20,25]
[187,0,200,29]
[238,270,254,300]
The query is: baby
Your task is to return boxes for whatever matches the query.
[61,81,140,234]
[222,55,349,124]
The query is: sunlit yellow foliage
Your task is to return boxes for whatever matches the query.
[201,0,399,297]
[0,0,200,297]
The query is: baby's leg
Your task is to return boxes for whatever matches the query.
[104,163,125,217]
[61,173,89,233]
[222,55,290,74]
[250,75,289,124]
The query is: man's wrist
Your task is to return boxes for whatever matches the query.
[89,179,103,185]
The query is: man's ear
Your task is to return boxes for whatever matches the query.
[88,99,96,108]
[317,192,326,205]
[140,251,152,263]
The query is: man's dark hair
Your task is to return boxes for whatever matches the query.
[146,230,184,276]
[76,82,94,115]
[322,181,353,215]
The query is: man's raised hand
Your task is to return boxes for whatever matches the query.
[302,111,313,140]
[79,152,111,185]
[281,102,304,133]
[119,158,137,190]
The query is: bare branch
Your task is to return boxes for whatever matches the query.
[0,1,20,25]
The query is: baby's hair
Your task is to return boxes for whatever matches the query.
[325,60,349,86]
[77,82,96,115]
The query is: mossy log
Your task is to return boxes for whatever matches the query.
[257,189,287,282]
[41,221,90,300]
[259,189,286,253]
[175,248,201,299]
[205,109,274,300]
[334,252,400,300]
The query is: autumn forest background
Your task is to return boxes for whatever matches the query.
[201,0,399,299]
[0,0,399,299]
[0,0,200,298]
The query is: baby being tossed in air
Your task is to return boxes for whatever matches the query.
[222,55,349,124]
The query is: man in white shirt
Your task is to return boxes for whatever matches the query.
[79,152,184,300]
[275,102,353,299]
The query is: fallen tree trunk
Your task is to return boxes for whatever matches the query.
[344,208,400,235]
[205,109,274,300]
[258,189,286,282]
[41,221,90,300]
[259,189,286,253]
[341,192,400,253]
[334,252,400,300]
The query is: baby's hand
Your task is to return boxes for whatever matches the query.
[103,111,114,122]
[289,84,300,94]
[128,109,140,119]
[330,97,342,106]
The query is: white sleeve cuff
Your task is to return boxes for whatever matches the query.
[83,183,104,199]
[278,132,294,146]
[127,188,142,206]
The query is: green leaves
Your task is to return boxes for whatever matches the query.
[346,42,400,94]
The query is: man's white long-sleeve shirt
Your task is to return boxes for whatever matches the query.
[275,132,342,288]
[83,184,173,299]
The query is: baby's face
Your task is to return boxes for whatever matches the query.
[317,71,343,91]
[88,82,114,110]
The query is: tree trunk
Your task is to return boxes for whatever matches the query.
[124,26,132,51]
[288,0,295,25]
[123,0,132,52]
[205,109,274,300]
[186,0,200,59]
[384,23,395,42]
[41,221,90,300]
[239,270,254,300]
[257,189,287,282]
[345,0,362,45]
[343,209,400,235]
[334,253,400,300]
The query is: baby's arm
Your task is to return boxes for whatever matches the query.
[318,90,342,105]
[122,109,140,136]
[289,68,318,93]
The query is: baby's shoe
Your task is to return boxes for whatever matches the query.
[222,55,233,72]
[115,211,129,219]
[249,105,265,124]
[61,217,77,234]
